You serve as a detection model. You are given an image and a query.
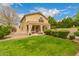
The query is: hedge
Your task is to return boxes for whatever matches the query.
[44,29,69,39]
[0,25,11,38]
[74,31,79,36]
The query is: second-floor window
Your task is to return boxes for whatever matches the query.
[39,17,44,22]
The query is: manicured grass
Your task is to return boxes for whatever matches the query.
[0,35,79,56]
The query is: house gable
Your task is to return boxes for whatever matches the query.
[20,12,48,24]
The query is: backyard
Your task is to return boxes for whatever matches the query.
[0,35,79,56]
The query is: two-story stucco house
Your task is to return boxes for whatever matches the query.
[19,12,50,35]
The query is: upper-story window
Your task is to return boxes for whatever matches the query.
[39,17,44,22]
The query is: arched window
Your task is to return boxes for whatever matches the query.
[39,17,44,22]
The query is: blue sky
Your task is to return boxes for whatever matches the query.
[4,3,79,20]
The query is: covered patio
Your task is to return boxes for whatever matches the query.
[23,21,50,35]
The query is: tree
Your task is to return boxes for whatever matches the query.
[0,6,19,26]
[73,10,79,26]
[48,16,57,28]
[0,25,11,38]
[73,19,79,26]
[57,21,63,28]
[75,9,79,19]
[62,17,73,28]
[57,17,73,28]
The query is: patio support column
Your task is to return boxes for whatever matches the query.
[40,25,43,34]
[34,25,36,32]
[28,24,32,35]
[26,25,27,33]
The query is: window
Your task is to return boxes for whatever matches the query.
[39,17,44,22]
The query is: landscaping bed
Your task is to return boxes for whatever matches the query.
[44,29,69,39]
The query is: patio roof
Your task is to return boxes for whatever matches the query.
[26,21,50,26]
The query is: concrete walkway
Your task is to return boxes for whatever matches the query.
[1,32,42,41]
[0,32,28,41]
[4,32,27,39]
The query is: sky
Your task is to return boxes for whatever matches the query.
[0,3,79,21]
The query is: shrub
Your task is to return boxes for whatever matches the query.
[44,29,52,35]
[69,35,75,40]
[0,25,11,38]
[68,32,75,40]
[44,29,69,39]
[74,31,79,36]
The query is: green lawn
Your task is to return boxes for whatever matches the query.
[0,35,79,56]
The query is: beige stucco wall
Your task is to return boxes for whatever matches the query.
[20,17,26,31]
[20,13,50,32]
[25,14,49,24]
